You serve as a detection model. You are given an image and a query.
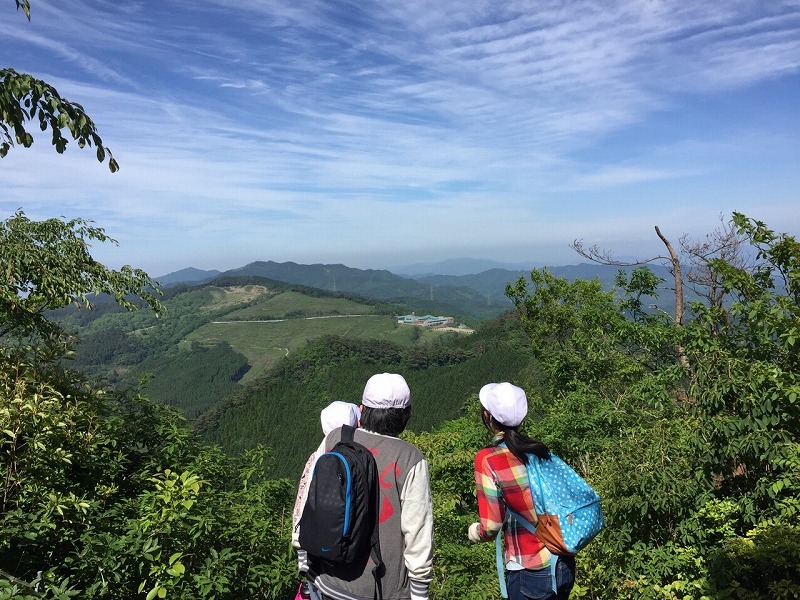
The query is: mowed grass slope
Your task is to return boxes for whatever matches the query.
[220,290,376,319]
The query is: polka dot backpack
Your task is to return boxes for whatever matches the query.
[495,447,604,598]
[524,452,604,555]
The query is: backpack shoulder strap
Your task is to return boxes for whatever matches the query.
[494,507,536,599]
[493,447,547,599]
[341,424,355,442]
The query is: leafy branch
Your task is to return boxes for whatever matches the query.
[0,68,119,172]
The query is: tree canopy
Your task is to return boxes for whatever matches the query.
[0,210,162,339]
[1,1,118,171]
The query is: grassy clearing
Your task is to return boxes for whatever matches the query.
[171,288,466,383]
[186,315,391,382]
[200,285,274,311]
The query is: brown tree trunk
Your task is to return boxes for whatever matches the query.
[655,226,688,366]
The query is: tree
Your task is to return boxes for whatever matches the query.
[571,225,685,326]
[2,5,297,597]
[679,213,752,329]
[1,1,118,171]
[685,214,799,504]
[505,214,800,599]
[0,210,163,339]
[505,268,655,392]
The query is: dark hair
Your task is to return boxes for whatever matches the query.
[360,405,411,437]
[481,407,550,463]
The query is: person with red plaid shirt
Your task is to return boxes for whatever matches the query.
[468,382,576,600]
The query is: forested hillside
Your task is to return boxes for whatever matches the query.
[197,312,530,479]
[3,211,799,599]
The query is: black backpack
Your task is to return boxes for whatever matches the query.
[298,425,384,597]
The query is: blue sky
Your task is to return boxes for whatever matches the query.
[2,0,799,276]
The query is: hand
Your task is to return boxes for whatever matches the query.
[467,522,482,543]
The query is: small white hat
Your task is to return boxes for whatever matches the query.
[362,373,411,409]
[320,401,361,435]
[479,382,528,427]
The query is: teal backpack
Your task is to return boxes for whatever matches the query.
[495,448,604,598]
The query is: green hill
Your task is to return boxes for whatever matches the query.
[56,277,475,419]
[196,312,531,480]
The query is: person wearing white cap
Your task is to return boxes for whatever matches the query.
[467,382,576,600]
[319,400,361,437]
[296,373,434,600]
[292,400,362,590]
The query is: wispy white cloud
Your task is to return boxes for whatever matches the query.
[567,166,686,189]
[1,0,799,274]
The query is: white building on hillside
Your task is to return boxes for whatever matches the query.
[396,313,455,327]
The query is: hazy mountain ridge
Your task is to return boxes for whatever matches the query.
[390,257,540,277]
[216,261,510,319]
[155,260,682,317]
[156,267,222,286]
[412,263,682,307]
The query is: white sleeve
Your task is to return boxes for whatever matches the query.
[400,458,434,585]
[292,453,316,530]
[292,439,326,549]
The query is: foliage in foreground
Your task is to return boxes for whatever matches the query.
[2,1,117,171]
[1,214,296,599]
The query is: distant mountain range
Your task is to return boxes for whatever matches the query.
[155,258,529,284]
[389,257,541,277]
[155,259,681,320]
[156,267,222,286]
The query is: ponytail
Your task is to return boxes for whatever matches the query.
[502,427,550,463]
[480,405,550,463]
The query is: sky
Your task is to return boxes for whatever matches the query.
[2,0,799,277]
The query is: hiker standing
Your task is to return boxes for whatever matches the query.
[296,373,434,600]
[293,401,362,598]
[468,382,576,600]
[293,401,362,530]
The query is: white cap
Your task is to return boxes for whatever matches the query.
[362,373,411,409]
[479,382,528,427]
[320,401,360,435]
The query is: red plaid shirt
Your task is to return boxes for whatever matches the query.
[474,438,552,570]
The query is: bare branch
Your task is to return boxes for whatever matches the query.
[570,239,670,267]
[679,214,752,316]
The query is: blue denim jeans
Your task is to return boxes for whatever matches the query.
[506,556,576,600]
